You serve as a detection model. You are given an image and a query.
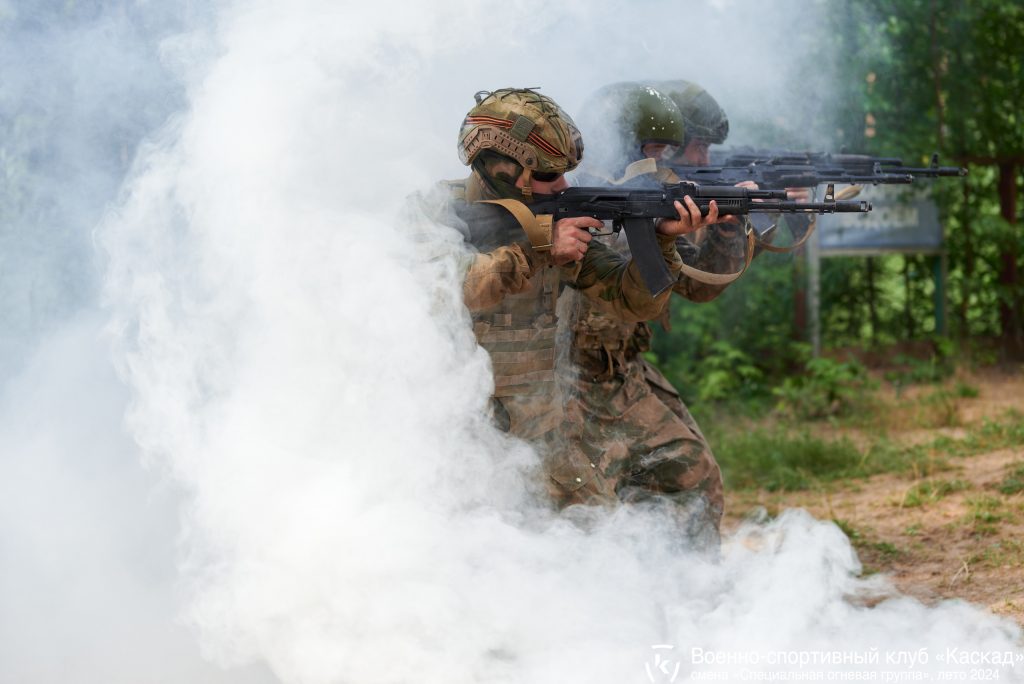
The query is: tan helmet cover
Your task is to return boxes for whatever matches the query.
[458,88,584,175]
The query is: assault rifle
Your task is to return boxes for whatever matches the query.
[710,148,967,180]
[525,181,870,295]
[666,161,914,189]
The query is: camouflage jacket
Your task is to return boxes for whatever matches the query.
[570,163,771,373]
[569,223,747,374]
[416,173,682,438]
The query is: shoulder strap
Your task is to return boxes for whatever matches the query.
[678,226,756,286]
[754,217,816,254]
[751,183,863,255]
[611,158,659,185]
[479,199,554,252]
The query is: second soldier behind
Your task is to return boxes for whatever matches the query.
[559,82,748,546]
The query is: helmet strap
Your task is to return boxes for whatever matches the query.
[519,167,533,201]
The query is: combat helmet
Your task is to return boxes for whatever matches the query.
[575,83,684,182]
[458,88,583,200]
[620,83,685,154]
[652,80,729,146]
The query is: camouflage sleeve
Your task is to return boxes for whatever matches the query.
[461,243,545,311]
[672,219,750,303]
[568,231,681,323]
[406,181,548,313]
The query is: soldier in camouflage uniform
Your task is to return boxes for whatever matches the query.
[417,88,721,508]
[559,83,751,541]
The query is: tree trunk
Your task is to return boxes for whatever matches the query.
[866,257,879,347]
[904,256,915,339]
[929,0,946,149]
[958,173,973,337]
[793,249,807,344]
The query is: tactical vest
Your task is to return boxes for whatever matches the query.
[448,177,563,399]
[474,269,561,397]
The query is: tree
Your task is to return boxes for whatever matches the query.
[858,0,1024,356]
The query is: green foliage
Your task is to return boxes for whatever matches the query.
[884,341,957,386]
[693,341,763,403]
[953,381,980,398]
[651,250,798,404]
[651,1,1024,385]
[773,356,876,419]
[855,0,1024,349]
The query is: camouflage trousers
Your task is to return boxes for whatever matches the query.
[491,392,621,509]
[555,349,724,533]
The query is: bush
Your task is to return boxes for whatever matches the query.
[694,341,764,403]
[773,356,876,419]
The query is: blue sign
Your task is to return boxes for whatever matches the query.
[815,186,943,255]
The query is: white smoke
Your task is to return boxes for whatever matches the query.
[2,0,1022,682]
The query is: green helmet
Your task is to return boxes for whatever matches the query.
[652,80,729,146]
[582,82,685,156]
[458,88,583,199]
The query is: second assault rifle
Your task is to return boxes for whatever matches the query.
[666,161,914,189]
[710,148,967,181]
[483,181,871,296]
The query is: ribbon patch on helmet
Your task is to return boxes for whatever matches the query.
[462,126,538,168]
[464,116,565,158]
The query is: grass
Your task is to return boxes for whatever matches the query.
[702,350,1024,494]
[863,381,976,431]
[832,517,861,541]
[715,429,863,491]
[832,518,903,576]
[914,388,962,428]
[899,478,971,508]
[869,540,903,560]
[968,539,1024,569]
[713,428,944,492]
[961,410,1024,448]
[961,495,1009,536]
[711,409,1024,493]
[998,462,1024,495]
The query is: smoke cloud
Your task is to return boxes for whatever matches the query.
[1,1,1021,682]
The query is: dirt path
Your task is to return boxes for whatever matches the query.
[721,369,1024,624]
